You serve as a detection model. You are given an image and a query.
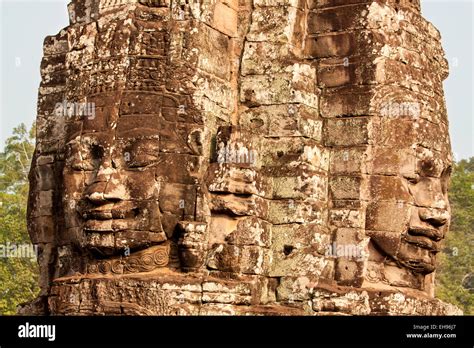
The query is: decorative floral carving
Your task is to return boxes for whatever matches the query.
[87,244,170,275]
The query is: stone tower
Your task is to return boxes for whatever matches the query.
[25,0,461,315]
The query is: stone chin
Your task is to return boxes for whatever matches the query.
[395,239,437,274]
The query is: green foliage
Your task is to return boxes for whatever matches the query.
[0,123,39,315]
[436,157,474,315]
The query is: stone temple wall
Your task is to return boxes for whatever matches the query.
[24,0,461,315]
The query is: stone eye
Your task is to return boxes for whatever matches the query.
[91,144,104,160]
[406,175,420,185]
[127,154,159,168]
[125,140,159,168]
[68,142,104,171]
[441,166,452,194]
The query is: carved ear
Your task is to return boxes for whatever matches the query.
[27,150,58,298]
[176,221,208,270]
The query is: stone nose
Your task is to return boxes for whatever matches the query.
[419,207,450,228]
[85,163,129,205]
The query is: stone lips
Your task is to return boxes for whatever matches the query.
[23,0,461,316]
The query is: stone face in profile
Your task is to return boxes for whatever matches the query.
[25,0,461,315]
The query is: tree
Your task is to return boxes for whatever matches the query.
[436,157,474,315]
[0,123,39,315]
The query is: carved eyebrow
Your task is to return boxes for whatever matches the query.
[128,137,160,146]
[66,138,81,147]
[66,138,105,159]
[66,135,100,147]
[126,138,160,155]
[417,158,439,176]
[118,128,160,138]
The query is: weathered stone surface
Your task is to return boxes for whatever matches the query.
[24,0,459,316]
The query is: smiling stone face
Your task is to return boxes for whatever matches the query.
[28,2,224,280]
[361,107,453,291]
[64,129,165,255]
[367,127,452,274]
[401,154,451,273]
[62,92,205,257]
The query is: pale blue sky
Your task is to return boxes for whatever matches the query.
[0,0,473,159]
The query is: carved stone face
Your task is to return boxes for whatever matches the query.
[64,130,162,255]
[62,91,204,257]
[367,116,452,274]
[402,153,451,273]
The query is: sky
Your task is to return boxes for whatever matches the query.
[0,0,473,160]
